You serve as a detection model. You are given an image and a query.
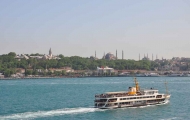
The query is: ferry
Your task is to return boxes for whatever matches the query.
[94,78,170,109]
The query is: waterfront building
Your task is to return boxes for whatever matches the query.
[97,66,114,75]
[0,73,4,78]
[49,67,74,73]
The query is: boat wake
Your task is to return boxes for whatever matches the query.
[0,107,104,120]
[0,101,170,120]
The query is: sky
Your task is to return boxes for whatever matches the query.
[0,0,190,60]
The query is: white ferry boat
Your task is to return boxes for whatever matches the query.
[94,78,170,109]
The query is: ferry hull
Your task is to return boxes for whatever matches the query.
[95,100,169,109]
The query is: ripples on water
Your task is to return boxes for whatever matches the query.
[0,77,190,120]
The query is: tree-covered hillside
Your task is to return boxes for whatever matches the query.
[0,52,160,77]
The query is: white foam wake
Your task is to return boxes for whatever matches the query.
[0,107,103,120]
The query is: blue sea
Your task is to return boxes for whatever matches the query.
[0,77,190,120]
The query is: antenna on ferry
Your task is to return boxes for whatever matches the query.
[164,80,169,95]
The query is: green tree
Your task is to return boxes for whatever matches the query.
[62,70,67,76]
[8,52,16,57]
[4,69,11,77]
[25,70,32,75]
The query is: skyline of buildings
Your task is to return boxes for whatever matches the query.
[15,48,60,60]
[2,48,189,61]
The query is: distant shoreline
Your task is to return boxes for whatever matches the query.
[1,75,190,80]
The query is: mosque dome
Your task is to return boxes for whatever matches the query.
[105,53,116,60]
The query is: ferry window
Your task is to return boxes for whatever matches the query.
[120,98,122,100]
[123,98,126,100]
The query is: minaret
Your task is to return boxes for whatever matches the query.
[152,54,153,61]
[139,54,140,61]
[49,48,52,57]
[95,51,96,58]
[147,53,148,58]
[102,52,105,59]
[116,49,117,59]
[144,54,145,58]
[156,54,158,59]
[122,50,124,59]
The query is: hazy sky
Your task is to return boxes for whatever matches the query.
[0,0,190,60]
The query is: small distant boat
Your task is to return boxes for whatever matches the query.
[183,73,190,77]
[168,73,183,77]
[144,73,160,77]
[118,72,130,77]
[94,78,170,109]
[135,73,160,77]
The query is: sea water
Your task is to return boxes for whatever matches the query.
[0,77,190,120]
